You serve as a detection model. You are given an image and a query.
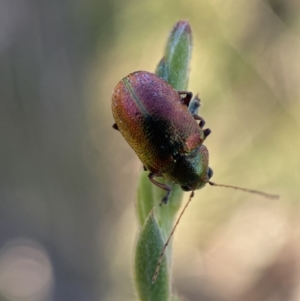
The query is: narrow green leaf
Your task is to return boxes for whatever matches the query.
[134,211,170,301]
[156,20,192,90]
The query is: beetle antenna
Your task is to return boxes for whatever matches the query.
[152,191,195,284]
[208,181,279,199]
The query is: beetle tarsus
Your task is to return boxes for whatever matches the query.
[193,114,206,128]
[199,120,205,128]
[159,191,171,206]
[188,94,201,115]
[148,173,172,205]
[112,123,119,130]
[204,128,211,138]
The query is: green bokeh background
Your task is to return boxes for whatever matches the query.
[0,1,299,300]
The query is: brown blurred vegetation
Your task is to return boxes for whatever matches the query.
[0,0,299,300]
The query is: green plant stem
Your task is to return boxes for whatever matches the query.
[133,20,193,301]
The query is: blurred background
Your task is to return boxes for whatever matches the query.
[0,0,299,300]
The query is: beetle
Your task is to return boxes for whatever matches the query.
[112,70,212,204]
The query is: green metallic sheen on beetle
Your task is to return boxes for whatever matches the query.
[112,71,213,202]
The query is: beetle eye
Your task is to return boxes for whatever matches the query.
[207,167,213,179]
[181,185,192,191]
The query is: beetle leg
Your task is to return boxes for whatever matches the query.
[148,173,172,205]
[178,91,193,106]
[112,123,119,130]
[143,165,147,171]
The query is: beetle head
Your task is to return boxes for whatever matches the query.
[175,144,213,192]
[181,166,213,191]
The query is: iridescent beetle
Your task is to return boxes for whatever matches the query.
[112,71,213,204]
